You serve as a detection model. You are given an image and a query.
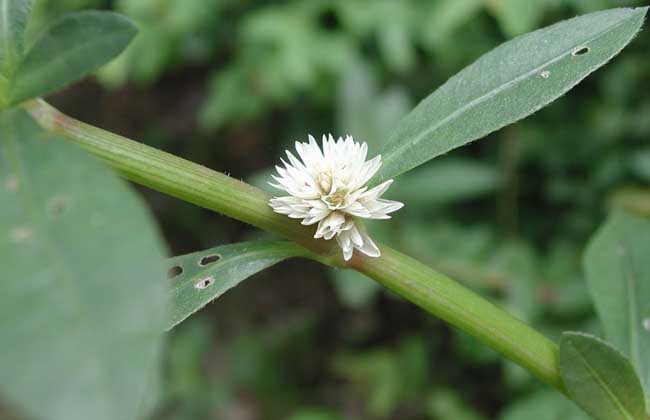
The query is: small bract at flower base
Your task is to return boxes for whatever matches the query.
[269,135,404,261]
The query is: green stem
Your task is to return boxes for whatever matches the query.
[23,99,331,256]
[23,98,565,393]
[351,247,564,391]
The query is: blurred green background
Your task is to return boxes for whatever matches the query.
[26,0,650,419]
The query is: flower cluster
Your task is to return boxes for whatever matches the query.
[269,135,404,260]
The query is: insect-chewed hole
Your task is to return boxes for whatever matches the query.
[195,276,215,290]
[167,265,183,280]
[9,226,34,243]
[318,8,341,30]
[572,46,590,56]
[644,318,650,332]
[199,254,221,267]
[5,176,19,193]
[48,196,70,216]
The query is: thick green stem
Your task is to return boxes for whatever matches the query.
[23,99,331,256]
[24,98,565,393]
[350,247,564,391]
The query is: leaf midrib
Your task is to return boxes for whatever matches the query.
[570,338,636,420]
[618,240,643,385]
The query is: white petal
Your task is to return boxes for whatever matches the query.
[351,156,382,190]
[268,181,284,191]
[324,229,338,240]
[306,215,331,225]
[341,202,372,218]
[377,199,404,214]
[314,212,346,239]
[348,223,364,247]
[269,196,299,207]
[336,231,354,261]
[360,180,393,200]
[295,141,318,170]
[356,230,381,258]
[286,151,307,172]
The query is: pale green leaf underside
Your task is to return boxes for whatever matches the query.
[10,10,137,105]
[559,332,647,420]
[166,241,307,330]
[584,211,650,402]
[0,111,167,420]
[376,7,648,182]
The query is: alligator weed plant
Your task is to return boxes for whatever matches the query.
[1,2,649,420]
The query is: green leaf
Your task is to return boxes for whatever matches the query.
[0,110,167,420]
[0,0,32,104]
[584,210,650,399]
[376,7,648,182]
[9,10,137,105]
[166,241,306,330]
[0,0,33,76]
[559,332,647,420]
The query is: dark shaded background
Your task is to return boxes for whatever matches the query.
[28,0,650,419]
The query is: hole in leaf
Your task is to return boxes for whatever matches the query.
[48,196,69,216]
[318,9,340,30]
[644,318,650,332]
[540,70,551,79]
[167,265,183,280]
[5,176,19,192]
[195,276,215,290]
[572,46,590,56]
[9,226,34,243]
[199,254,221,267]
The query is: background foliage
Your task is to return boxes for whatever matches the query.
[5,0,649,419]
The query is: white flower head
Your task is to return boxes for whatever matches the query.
[269,134,404,261]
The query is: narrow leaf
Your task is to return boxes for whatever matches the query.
[166,241,306,330]
[559,332,647,420]
[10,10,137,104]
[376,7,648,182]
[0,111,167,420]
[584,210,650,399]
[0,0,32,76]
